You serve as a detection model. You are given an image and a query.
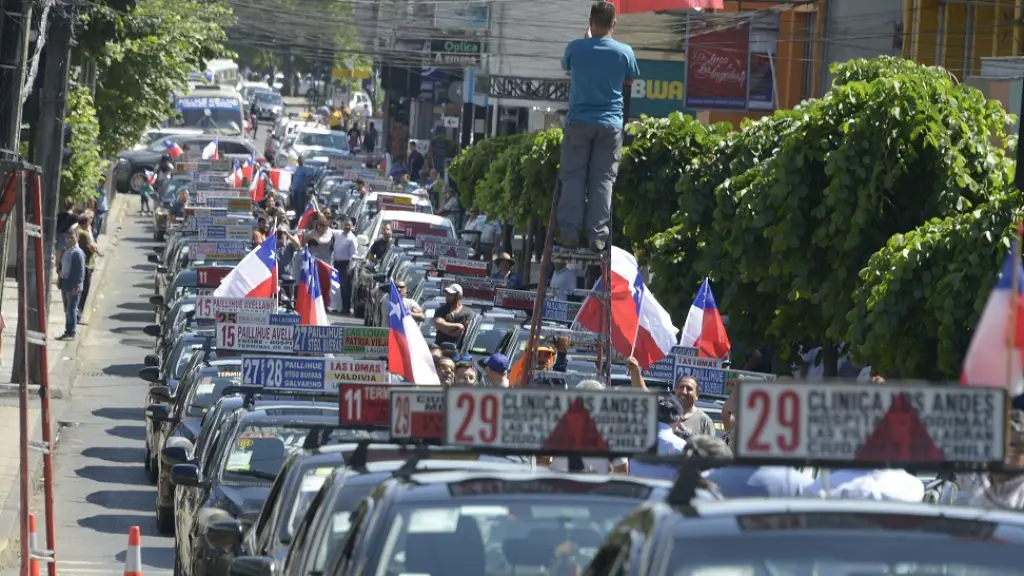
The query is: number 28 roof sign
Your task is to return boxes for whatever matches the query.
[443,388,658,457]
[734,380,1008,469]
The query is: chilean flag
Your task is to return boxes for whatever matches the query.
[573,247,676,369]
[201,139,219,160]
[250,168,266,202]
[388,281,440,384]
[144,170,158,185]
[296,249,330,326]
[212,233,278,298]
[314,258,342,311]
[679,278,731,359]
[164,140,183,159]
[225,159,255,187]
[267,167,293,191]
[961,251,1024,394]
[297,197,319,230]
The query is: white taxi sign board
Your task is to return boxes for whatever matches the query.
[216,323,294,353]
[196,296,276,319]
[391,389,444,441]
[442,388,658,456]
[734,381,1007,466]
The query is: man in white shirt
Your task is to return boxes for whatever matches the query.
[330,218,358,314]
[549,257,578,297]
[806,469,924,501]
[478,215,500,261]
[628,395,688,481]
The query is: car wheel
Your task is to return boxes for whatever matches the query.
[128,169,148,194]
[156,231,165,242]
[156,504,175,535]
[147,454,159,484]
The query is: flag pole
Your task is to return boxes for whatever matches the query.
[628,294,645,357]
[1009,221,1023,390]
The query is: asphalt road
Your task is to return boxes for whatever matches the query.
[0,147,361,576]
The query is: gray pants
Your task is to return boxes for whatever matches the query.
[557,122,623,245]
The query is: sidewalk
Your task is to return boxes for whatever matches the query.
[0,191,130,566]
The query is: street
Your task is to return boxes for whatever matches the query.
[0,185,359,576]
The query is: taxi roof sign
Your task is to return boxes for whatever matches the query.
[733,380,1008,469]
[442,387,658,457]
[339,383,397,428]
[390,388,444,443]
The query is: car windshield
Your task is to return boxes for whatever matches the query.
[256,92,282,104]
[370,499,640,576]
[171,345,202,379]
[295,132,348,150]
[666,528,1024,576]
[221,424,326,484]
[185,373,241,417]
[283,465,339,542]
[178,107,243,134]
[469,322,517,355]
[312,481,381,571]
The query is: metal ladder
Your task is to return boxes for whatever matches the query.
[520,179,614,389]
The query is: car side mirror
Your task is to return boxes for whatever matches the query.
[149,295,164,307]
[205,519,244,551]
[373,274,386,284]
[143,324,162,337]
[229,556,275,576]
[144,354,160,367]
[170,463,201,487]
[148,385,172,404]
[147,254,160,263]
[161,445,190,468]
[138,366,160,383]
[157,265,168,275]
[146,403,170,422]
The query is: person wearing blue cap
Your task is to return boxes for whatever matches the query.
[480,354,510,387]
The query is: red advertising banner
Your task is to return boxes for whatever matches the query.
[684,21,751,111]
[614,0,723,15]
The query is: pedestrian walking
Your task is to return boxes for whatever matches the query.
[92,175,109,239]
[76,213,100,318]
[140,179,153,214]
[58,231,85,340]
[557,1,639,251]
[330,218,357,314]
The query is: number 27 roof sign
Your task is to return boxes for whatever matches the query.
[443,388,658,456]
[734,380,1008,469]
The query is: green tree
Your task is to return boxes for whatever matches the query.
[61,84,104,202]
[474,133,533,220]
[84,0,233,156]
[448,135,520,211]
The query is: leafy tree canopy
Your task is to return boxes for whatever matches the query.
[61,84,104,202]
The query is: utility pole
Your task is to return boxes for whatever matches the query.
[13,4,72,386]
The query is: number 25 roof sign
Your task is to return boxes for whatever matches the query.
[443,388,658,456]
[734,380,1008,469]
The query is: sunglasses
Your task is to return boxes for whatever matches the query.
[396,285,406,289]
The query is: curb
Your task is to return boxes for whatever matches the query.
[0,192,131,569]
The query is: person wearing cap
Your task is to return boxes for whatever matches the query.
[368,224,394,262]
[626,394,688,481]
[433,283,476,347]
[395,281,424,323]
[549,256,579,297]
[480,354,511,387]
[491,252,522,290]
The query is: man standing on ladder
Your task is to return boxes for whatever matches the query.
[557,1,640,251]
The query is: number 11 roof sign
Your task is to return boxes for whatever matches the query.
[734,380,1007,468]
[443,388,658,456]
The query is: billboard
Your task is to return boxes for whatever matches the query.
[683,20,777,112]
[629,60,687,118]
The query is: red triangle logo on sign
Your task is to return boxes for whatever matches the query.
[855,392,943,462]
[542,398,609,452]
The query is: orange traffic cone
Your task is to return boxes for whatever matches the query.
[124,526,142,576]
[28,514,38,576]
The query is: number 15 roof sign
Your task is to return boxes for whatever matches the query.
[443,388,658,457]
[734,380,1008,469]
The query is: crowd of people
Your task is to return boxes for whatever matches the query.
[54,176,107,341]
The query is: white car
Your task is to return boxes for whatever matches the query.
[357,210,456,260]
[348,192,433,234]
[280,127,349,166]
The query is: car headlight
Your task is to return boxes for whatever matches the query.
[117,157,129,165]
[272,106,282,113]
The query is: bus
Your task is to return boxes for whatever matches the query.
[205,59,239,88]
[174,85,245,136]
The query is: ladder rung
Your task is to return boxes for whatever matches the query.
[26,330,46,346]
[24,224,42,238]
[551,246,606,263]
[537,326,604,343]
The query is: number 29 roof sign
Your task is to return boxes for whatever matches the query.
[733,380,1008,470]
[443,387,658,457]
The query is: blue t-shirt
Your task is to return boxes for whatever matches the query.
[562,37,640,128]
[704,466,815,498]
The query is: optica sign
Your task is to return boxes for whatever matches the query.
[629,60,688,119]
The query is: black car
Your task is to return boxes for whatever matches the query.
[170,406,348,576]
[233,451,534,576]
[113,136,259,193]
[320,470,675,576]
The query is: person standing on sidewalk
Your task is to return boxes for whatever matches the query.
[76,213,100,318]
[557,1,639,251]
[92,175,109,239]
[58,231,85,340]
[330,217,357,314]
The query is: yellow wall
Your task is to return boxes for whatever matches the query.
[906,0,1016,78]
[703,1,823,128]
